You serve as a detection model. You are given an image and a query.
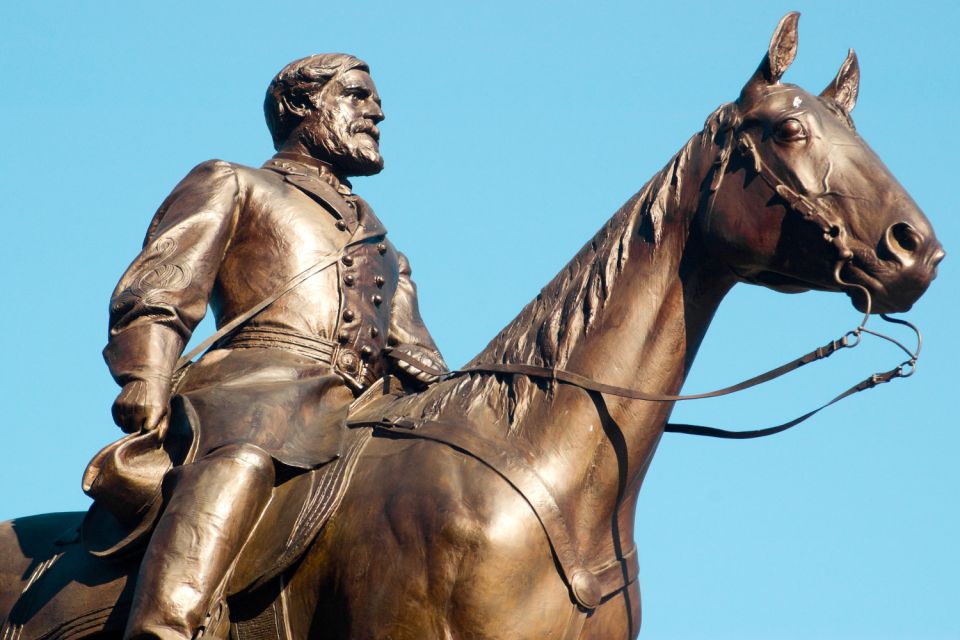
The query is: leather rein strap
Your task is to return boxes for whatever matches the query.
[390,315,919,439]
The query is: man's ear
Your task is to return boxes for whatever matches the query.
[283,91,314,119]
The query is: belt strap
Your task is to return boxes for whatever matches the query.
[222,326,338,365]
[450,357,907,440]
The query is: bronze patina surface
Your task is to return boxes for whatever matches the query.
[0,13,945,640]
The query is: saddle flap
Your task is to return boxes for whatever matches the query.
[227,426,374,597]
[227,469,316,593]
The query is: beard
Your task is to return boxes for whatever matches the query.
[303,111,383,177]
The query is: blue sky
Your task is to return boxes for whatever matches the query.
[1,2,957,638]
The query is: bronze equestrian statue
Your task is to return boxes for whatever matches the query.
[0,13,945,640]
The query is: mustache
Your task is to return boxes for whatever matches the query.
[348,120,380,142]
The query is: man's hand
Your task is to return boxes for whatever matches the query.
[111,379,171,441]
[388,344,449,388]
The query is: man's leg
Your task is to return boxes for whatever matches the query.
[124,443,275,640]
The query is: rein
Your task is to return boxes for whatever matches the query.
[422,310,919,439]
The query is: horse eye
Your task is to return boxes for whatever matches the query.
[775,118,806,142]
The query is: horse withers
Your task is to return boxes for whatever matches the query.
[0,12,943,640]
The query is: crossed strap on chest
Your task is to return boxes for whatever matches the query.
[173,230,383,374]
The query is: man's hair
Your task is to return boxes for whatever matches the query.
[264,53,369,150]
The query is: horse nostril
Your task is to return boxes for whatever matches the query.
[888,222,921,254]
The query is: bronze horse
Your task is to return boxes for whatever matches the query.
[0,13,944,640]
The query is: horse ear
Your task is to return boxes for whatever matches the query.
[742,12,800,98]
[821,48,860,113]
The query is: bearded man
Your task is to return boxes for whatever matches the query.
[101,54,446,640]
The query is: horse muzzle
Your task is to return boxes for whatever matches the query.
[844,222,945,313]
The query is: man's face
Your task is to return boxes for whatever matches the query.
[300,69,385,176]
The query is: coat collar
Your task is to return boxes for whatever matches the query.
[262,153,362,232]
[261,153,387,238]
[270,152,353,192]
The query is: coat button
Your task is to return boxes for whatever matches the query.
[343,274,355,286]
[372,294,383,306]
[342,255,354,267]
[370,327,379,338]
[338,350,359,374]
[374,275,385,288]
[343,309,355,322]
[377,243,387,255]
[360,345,373,359]
[338,331,350,344]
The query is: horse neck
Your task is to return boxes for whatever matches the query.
[470,128,735,547]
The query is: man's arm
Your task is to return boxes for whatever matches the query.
[386,252,448,386]
[105,160,241,436]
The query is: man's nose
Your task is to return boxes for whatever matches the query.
[368,103,384,123]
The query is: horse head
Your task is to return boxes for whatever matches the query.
[700,12,944,314]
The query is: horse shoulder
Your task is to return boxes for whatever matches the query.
[385,436,576,633]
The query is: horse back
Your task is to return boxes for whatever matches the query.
[0,512,135,639]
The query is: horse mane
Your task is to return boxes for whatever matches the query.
[394,112,726,429]
[468,134,703,372]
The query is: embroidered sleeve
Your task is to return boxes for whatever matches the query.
[103,160,242,386]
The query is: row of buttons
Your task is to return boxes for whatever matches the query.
[340,244,387,266]
[333,208,362,380]
[341,296,382,325]
[343,274,386,288]
[338,326,379,342]
[336,237,391,385]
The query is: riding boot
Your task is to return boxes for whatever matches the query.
[124,443,275,640]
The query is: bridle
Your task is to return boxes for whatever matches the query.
[730,112,922,376]
[416,110,923,439]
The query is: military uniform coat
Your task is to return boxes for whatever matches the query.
[104,154,443,468]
